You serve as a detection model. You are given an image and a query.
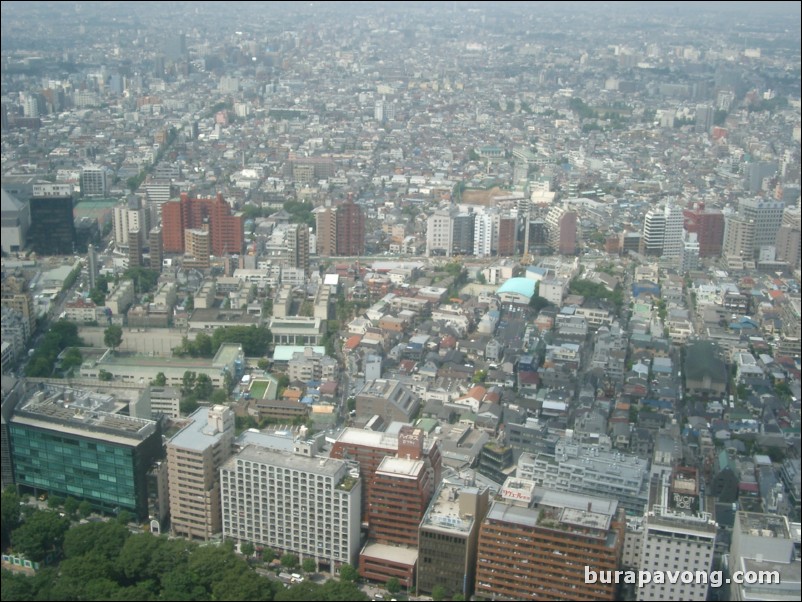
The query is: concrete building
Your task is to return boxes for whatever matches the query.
[642,204,683,258]
[27,194,76,256]
[637,468,717,602]
[167,405,234,540]
[105,279,135,315]
[723,214,756,259]
[80,165,108,197]
[683,204,724,257]
[738,197,784,251]
[475,480,624,601]
[355,379,420,426]
[517,436,650,516]
[113,195,149,250]
[220,442,361,571]
[1,189,29,254]
[545,206,578,255]
[287,347,338,383]
[269,316,326,346]
[314,201,364,257]
[9,383,163,519]
[417,481,490,599]
[728,511,800,601]
[426,208,455,257]
[161,192,244,257]
[330,426,442,528]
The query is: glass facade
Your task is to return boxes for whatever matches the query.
[10,423,158,517]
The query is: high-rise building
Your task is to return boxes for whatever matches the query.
[330,426,442,529]
[167,406,234,540]
[473,211,493,257]
[1,189,29,254]
[683,204,724,257]
[426,208,455,257]
[723,214,756,258]
[87,244,98,290]
[27,194,76,255]
[497,213,519,256]
[474,479,624,601]
[335,200,365,256]
[637,467,717,602]
[113,195,149,250]
[286,223,310,273]
[738,197,784,251]
[728,512,799,601]
[374,98,395,122]
[161,192,244,256]
[80,165,108,197]
[694,104,714,134]
[775,225,801,270]
[642,204,683,257]
[127,228,143,269]
[417,481,490,599]
[545,207,579,255]
[221,442,361,571]
[149,227,163,272]
[680,231,700,273]
[314,206,336,257]
[359,428,439,587]
[9,383,163,519]
[184,228,211,269]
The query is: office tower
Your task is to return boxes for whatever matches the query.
[728,512,799,601]
[1,188,29,254]
[451,210,475,256]
[314,206,335,257]
[22,95,39,118]
[694,104,714,133]
[27,193,76,255]
[164,32,187,61]
[417,481,490,599]
[221,443,361,570]
[149,227,163,272]
[127,228,143,269]
[374,98,395,122]
[9,383,163,519]
[637,468,716,602]
[359,428,440,587]
[497,213,518,256]
[167,406,234,540]
[330,426,442,529]
[723,214,756,258]
[426,208,455,257]
[475,479,624,601]
[744,161,778,194]
[80,165,108,197]
[473,211,493,257]
[335,200,365,256]
[545,206,579,255]
[738,197,784,251]
[775,225,801,270]
[160,192,244,256]
[683,204,724,257]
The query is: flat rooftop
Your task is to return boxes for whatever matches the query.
[376,456,424,479]
[334,427,399,451]
[13,384,156,444]
[225,444,347,478]
[737,512,791,539]
[421,483,480,534]
[168,407,228,452]
[360,542,418,567]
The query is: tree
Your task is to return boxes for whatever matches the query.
[1,486,22,549]
[302,557,316,573]
[64,521,130,559]
[194,373,213,400]
[262,547,276,563]
[338,563,358,583]
[212,388,228,404]
[116,509,134,525]
[240,541,255,557]
[152,372,167,386]
[432,584,448,601]
[104,324,123,352]
[47,495,65,509]
[78,500,92,518]
[385,577,401,594]
[99,368,113,381]
[280,553,299,570]
[63,496,80,517]
[11,510,71,562]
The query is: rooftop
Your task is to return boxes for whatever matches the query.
[168,406,230,452]
[225,444,348,478]
[376,456,425,478]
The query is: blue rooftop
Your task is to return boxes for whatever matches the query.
[497,277,536,299]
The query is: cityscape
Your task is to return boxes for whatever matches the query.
[1,1,800,600]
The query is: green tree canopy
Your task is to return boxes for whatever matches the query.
[11,510,70,562]
[104,324,124,351]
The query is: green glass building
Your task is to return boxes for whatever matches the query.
[10,386,163,519]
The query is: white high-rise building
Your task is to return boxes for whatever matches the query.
[473,211,495,257]
[80,165,108,197]
[738,197,784,251]
[220,442,361,571]
[113,196,149,250]
[637,468,717,602]
[680,231,700,274]
[426,208,455,257]
[642,204,683,257]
